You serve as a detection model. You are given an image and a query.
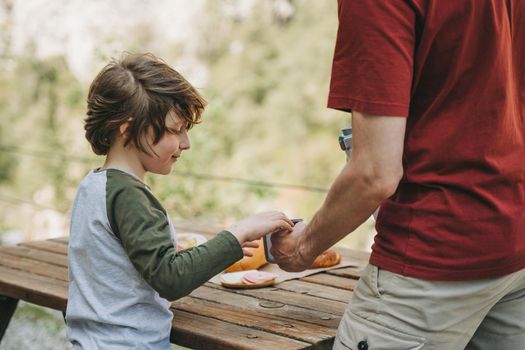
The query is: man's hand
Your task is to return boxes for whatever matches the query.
[271,221,313,272]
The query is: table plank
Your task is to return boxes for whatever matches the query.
[0,266,67,311]
[192,285,341,329]
[19,240,67,255]
[0,252,68,282]
[172,296,336,345]
[276,280,352,303]
[301,273,358,291]
[49,237,69,244]
[171,309,313,350]
[326,266,364,280]
[226,285,347,316]
[0,246,68,267]
[0,235,370,350]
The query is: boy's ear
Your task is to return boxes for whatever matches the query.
[119,120,132,140]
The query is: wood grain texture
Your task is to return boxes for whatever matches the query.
[0,235,370,349]
[301,273,359,291]
[172,296,336,345]
[192,285,342,328]
[277,280,352,303]
[0,266,67,310]
[0,246,68,267]
[19,240,67,255]
[171,309,312,350]
[0,252,68,282]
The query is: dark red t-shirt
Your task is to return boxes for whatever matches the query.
[328,0,525,280]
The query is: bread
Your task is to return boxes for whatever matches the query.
[310,249,341,268]
[224,238,267,272]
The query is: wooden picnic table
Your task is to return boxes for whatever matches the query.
[0,222,370,349]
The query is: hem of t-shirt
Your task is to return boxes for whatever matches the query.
[327,95,409,116]
[216,230,244,261]
[370,253,525,281]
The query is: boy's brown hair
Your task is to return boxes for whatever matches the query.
[85,53,206,155]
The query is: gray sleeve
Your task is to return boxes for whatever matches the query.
[106,174,243,300]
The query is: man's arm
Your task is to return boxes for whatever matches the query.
[272,111,406,271]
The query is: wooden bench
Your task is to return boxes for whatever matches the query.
[0,224,369,349]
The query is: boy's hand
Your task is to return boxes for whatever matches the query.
[241,240,259,257]
[227,211,294,244]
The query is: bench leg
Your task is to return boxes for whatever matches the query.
[0,296,19,342]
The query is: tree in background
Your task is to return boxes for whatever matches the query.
[0,0,350,240]
[154,0,345,222]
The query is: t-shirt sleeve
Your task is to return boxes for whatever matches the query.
[328,0,417,116]
[106,175,243,301]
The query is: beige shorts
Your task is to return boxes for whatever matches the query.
[333,264,525,350]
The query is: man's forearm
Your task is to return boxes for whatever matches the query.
[298,162,397,262]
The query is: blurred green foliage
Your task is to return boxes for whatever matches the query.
[0,0,349,233]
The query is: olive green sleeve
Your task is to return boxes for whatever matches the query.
[106,170,243,301]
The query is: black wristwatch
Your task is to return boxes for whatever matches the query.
[338,128,352,151]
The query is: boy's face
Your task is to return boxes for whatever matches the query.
[137,110,190,175]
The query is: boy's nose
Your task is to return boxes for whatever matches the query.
[180,134,191,150]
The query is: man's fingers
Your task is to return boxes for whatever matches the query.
[272,229,291,240]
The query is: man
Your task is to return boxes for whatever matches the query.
[272,1,525,349]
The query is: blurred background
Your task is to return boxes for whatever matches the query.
[0,0,375,348]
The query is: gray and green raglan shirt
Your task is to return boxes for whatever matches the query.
[66,169,243,349]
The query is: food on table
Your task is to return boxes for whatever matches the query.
[220,270,278,289]
[242,270,278,285]
[224,238,267,272]
[310,249,341,268]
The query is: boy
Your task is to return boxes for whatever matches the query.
[66,53,293,349]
